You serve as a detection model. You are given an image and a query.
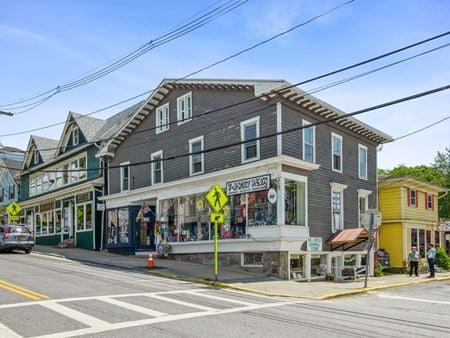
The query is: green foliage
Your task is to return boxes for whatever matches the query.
[435,246,449,270]
[374,263,384,277]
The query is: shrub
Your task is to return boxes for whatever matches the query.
[435,246,449,270]
[374,263,384,277]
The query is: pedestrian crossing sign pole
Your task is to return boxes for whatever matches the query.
[205,184,228,282]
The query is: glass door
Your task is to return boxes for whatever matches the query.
[136,206,155,250]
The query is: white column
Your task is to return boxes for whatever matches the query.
[326,253,332,274]
[305,253,311,281]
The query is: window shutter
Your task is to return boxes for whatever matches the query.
[406,187,410,206]
[424,192,428,209]
[432,195,435,211]
[416,191,418,208]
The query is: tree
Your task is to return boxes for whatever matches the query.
[379,150,450,220]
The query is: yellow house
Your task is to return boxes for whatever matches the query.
[378,176,446,268]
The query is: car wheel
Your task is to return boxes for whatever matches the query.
[24,248,32,254]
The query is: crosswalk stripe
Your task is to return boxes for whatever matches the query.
[99,297,167,317]
[0,323,22,338]
[184,290,255,306]
[144,293,217,311]
[376,293,450,305]
[40,302,110,328]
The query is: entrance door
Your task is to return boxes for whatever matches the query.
[136,206,155,250]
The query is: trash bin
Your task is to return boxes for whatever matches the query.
[375,249,390,267]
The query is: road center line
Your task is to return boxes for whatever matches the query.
[0,280,50,301]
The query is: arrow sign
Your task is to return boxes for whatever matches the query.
[210,212,224,224]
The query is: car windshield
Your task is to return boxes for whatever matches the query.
[8,226,31,234]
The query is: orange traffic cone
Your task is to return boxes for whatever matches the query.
[147,252,155,268]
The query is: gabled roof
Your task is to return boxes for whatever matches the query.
[22,135,59,170]
[379,175,447,193]
[101,78,392,153]
[1,158,23,180]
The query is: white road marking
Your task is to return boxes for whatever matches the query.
[376,294,450,305]
[184,290,255,306]
[0,323,22,338]
[98,297,167,317]
[144,293,217,311]
[31,300,305,338]
[39,302,110,328]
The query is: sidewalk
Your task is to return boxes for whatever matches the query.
[33,246,450,300]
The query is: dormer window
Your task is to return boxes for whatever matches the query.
[33,149,39,165]
[72,127,79,146]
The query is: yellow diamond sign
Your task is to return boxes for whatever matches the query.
[205,184,228,213]
[7,201,22,216]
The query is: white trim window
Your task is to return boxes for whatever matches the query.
[189,136,204,176]
[72,127,79,146]
[358,144,368,180]
[241,116,260,163]
[302,119,315,162]
[330,182,348,233]
[177,92,192,125]
[358,189,372,227]
[120,161,130,192]
[76,203,93,231]
[331,132,343,172]
[156,103,170,134]
[33,149,39,165]
[151,150,163,185]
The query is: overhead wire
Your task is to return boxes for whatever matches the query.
[0,0,248,111]
[8,83,448,174]
[1,37,449,158]
[1,28,448,138]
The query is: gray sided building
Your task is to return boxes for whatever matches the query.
[98,79,392,280]
[18,104,142,250]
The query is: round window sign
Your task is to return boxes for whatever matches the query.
[267,188,277,204]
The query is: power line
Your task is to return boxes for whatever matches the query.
[0,0,359,134]
[0,0,248,112]
[1,28,448,139]
[391,115,450,142]
[1,38,449,157]
[9,84,448,174]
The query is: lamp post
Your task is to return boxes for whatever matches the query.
[0,111,13,116]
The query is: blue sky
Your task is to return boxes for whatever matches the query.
[0,0,449,169]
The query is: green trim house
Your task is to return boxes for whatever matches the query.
[18,103,143,250]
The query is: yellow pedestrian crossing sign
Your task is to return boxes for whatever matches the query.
[6,202,22,216]
[205,184,228,213]
[210,212,224,223]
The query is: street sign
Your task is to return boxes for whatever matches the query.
[9,215,19,222]
[6,202,22,216]
[210,212,224,223]
[205,184,228,213]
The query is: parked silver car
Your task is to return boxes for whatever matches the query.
[0,224,34,254]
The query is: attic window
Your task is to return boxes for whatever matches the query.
[33,149,39,165]
[72,127,79,146]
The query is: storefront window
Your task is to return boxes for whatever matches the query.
[178,194,210,242]
[311,254,327,277]
[160,198,178,242]
[77,205,84,231]
[107,210,118,244]
[118,208,129,244]
[247,190,277,226]
[285,179,306,226]
[290,254,304,279]
[35,214,41,235]
[86,204,92,229]
[55,210,62,233]
[41,213,48,235]
[230,194,246,238]
[48,211,54,234]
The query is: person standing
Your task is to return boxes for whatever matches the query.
[408,246,420,277]
[427,243,436,278]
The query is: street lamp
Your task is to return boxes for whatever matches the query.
[0,111,13,116]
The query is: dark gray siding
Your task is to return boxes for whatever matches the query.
[281,102,378,240]
[109,88,278,194]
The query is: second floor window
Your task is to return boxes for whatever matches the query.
[426,193,434,210]
[332,191,343,232]
[241,116,260,163]
[189,136,204,176]
[332,133,342,172]
[120,162,130,191]
[156,103,170,134]
[151,151,163,185]
[358,145,368,179]
[177,92,192,124]
[407,188,417,207]
[302,120,315,162]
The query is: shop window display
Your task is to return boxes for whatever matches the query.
[247,190,276,226]
[311,254,327,277]
[107,208,129,244]
[160,198,179,242]
[285,179,306,225]
[290,254,305,279]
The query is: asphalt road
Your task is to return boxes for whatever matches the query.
[0,252,449,338]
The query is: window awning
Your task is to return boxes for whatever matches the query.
[327,228,369,251]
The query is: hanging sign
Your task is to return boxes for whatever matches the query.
[226,174,271,196]
[307,237,322,252]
